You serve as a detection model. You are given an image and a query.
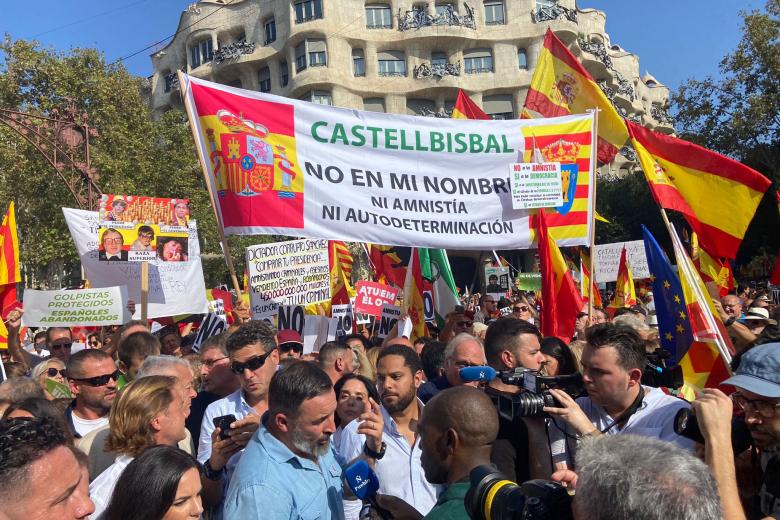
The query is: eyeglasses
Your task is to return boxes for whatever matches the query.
[103,238,122,245]
[47,368,67,378]
[279,343,303,353]
[457,321,473,328]
[88,340,100,346]
[732,392,780,418]
[139,234,154,239]
[231,348,276,375]
[50,342,73,351]
[514,306,530,313]
[70,370,122,387]
[202,356,229,368]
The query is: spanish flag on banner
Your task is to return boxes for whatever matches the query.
[0,202,21,286]
[537,209,583,343]
[608,247,637,315]
[627,121,771,260]
[524,28,628,164]
[452,90,489,120]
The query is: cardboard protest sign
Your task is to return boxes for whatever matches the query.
[246,238,330,320]
[354,281,399,317]
[64,208,209,319]
[593,240,650,283]
[377,304,401,339]
[192,312,229,352]
[277,305,306,335]
[332,303,353,336]
[183,74,596,249]
[98,195,191,262]
[22,287,129,327]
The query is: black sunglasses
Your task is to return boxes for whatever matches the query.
[279,342,303,353]
[50,342,73,351]
[70,369,122,387]
[47,368,67,378]
[231,348,276,375]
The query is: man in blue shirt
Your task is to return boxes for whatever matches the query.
[224,361,344,519]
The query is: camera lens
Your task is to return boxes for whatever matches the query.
[515,391,557,417]
[465,466,526,520]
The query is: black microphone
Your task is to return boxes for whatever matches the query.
[459,366,498,383]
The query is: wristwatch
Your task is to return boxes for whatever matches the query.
[203,460,225,481]
[363,441,387,460]
[724,316,736,327]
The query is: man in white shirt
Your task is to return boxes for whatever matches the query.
[545,323,693,450]
[340,344,442,516]
[66,349,119,438]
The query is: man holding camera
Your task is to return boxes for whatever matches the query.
[545,323,693,450]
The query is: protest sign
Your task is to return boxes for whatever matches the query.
[182,75,595,249]
[98,195,191,263]
[422,290,435,322]
[246,238,330,320]
[64,208,210,319]
[45,379,72,399]
[485,266,511,300]
[22,287,129,327]
[516,273,542,292]
[302,316,337,354]
[192,312,229,352]
[509,162,565,209]
[594,240,650,283]
[377,304,401,339]
[354,281,399,317]
[277,305,306,335]
[332,303,353,336]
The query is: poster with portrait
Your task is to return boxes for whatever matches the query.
[97,194,191,262]
[484,265,511,301]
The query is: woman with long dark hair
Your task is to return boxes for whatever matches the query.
[103,445,203,520]
[540,337,579,376]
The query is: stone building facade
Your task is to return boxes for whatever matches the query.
[150,0,674,174]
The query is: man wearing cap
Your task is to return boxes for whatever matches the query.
[106,198,127,221]
[743,307,777,336]
[277,329,303,359]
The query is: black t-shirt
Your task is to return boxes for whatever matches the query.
[486,388,530,483]
[186,390,220,442]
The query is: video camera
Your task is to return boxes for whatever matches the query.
[465,465,573,520]
[674,408,754,454]
[460,366,584,421]
[642,348,683,389]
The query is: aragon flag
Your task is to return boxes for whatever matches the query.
[523,28,628,164]
[537,208,583,343]
[452,90,489,120]
[627,120,771,260]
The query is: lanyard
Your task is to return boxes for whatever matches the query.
[600,387,645,435]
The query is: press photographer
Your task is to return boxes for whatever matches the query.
[544,323,694,450]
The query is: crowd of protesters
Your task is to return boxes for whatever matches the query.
[0,280,778,520]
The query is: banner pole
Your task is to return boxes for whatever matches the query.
[586,108,600,320]
[177,71,243,298]
[140,261,149,322]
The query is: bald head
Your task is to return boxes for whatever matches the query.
[426,386,498,447]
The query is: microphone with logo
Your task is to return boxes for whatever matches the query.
[344,459,390,519]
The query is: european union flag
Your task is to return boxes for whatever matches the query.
[642,225,693,364]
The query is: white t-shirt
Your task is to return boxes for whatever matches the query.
[71,413,109,438]
[89,454,133,519]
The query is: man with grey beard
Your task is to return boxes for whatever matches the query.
[224,361,344,519]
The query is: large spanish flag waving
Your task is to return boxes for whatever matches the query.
[537,208,583,342]
[628,121,771,259]
[524,28,628,164]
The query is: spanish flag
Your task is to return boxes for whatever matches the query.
[366,244,407,288]
[452,90,489,120]
[537,209,583,343]
[608,247,637,315]
[402,248,429,341]
[628,121,771,260]
[0,202,21,286]
[524,28,628,164]
[691,232,733,297]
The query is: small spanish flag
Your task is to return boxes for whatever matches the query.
[452,90,489,120]
[0,202,21,286]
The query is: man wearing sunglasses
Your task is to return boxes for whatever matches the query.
[277,329,304,359]
[6,309,74,370]
[65,349,119,438]
[198,320,279,510]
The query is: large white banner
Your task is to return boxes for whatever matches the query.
[22,286,130,327]
[594,240,651,283]
[63,208,209,319]
[182,75,595,250]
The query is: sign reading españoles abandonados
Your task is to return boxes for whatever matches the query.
[22,286,129,327]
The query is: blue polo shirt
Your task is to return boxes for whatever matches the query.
[224,418,345,520]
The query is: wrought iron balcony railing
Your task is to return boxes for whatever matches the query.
[532,2,577,23]
[413,61,461,79]
[398,3,476,31]
[213,41,256,64]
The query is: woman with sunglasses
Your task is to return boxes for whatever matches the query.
[31,357,69,399]
[511,295,537,324]
[87,332,103,349]
[1,397,75,444]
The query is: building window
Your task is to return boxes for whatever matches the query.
[366,4,392,28]
[484,1,505,25]
[234,31,246,43]
[435,3,456,16]
[308,39,327,67]
[406,98,436,116]
[280,60,289,86]
[295,42,307,72]
[295,0,323,23]
[464,48,493,73]
[536,0,556,8]
[227,79,243,88]
[164,72,175,93]
[190,39,213,68]
[483,94,513,119]
[378,50,406,76]
[310,90,332,105]
[364,97,385,112]
[431,51,447,67]
[258,67,271,92]
[518,48,528,69]
[353,49,366,77]
[264,18,276,45]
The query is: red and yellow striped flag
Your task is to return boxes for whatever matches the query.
[402,248,429,341]
[628,121,771,259]
[608,247,636,315]
[0,202,21,285]
[523,28,628,164]
[580,251,602,307]
[330,241,355,305]
[452,90,489,120]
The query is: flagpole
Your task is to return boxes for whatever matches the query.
[660,209,733,369]
[177,71,243,298]
[586,108,600,320]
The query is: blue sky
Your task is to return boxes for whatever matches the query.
[0,0,761,90]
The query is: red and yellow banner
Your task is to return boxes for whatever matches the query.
[0,202,21,285]
[608,247,637,314]
[452,90,489,120]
